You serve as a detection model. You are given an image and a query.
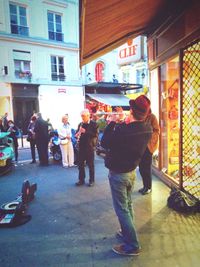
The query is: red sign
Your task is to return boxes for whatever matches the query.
[58,88,66,93]
[117,36,142,65]
[119,45,138,59]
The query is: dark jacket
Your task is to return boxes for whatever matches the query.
[34,118,49,143]
[77,120,98,151]
[101,121,152,173]
[27,121,36,141]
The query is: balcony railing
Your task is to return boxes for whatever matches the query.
[48,31,64,42]
[11,24,29,36]
[51,73,66,81]
[15,70,32,81]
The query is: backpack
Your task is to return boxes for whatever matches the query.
[167,187,200,213]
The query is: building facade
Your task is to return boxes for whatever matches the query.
[147,2,200,200]
[0,0,83,132]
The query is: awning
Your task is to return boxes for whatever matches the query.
[79,0,190,66]
[86,93,130,107]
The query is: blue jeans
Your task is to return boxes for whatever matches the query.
[108,170,140,250]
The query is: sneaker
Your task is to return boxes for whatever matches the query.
[138,187,145,193]
[30,160,36,164]
[112,244,141,256]
[142,188,152,195]
[88,182,94,187]
[75,181,84,186]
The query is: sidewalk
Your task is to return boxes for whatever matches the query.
[0,156,199,267]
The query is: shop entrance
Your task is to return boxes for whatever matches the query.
[11,84,39,134]
[13,97,38,134]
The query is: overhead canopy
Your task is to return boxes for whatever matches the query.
[86,93,130,107]
[85,82,143,94]
[79,0,190,66]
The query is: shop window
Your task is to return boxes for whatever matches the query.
[48,12,63,42]
[95,62,104,82]
[9,3,29,36]
[181,40,200,200]
[51,56,65,81]
[122,71,130,83]
[160,56,179,182]
[150,69,159,168]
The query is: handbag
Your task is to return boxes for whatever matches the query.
[60,138,69,145]
[167,187,199,213]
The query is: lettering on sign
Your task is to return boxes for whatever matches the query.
[119,45,138,59]
[58,88,66,93]
[117,36,142,65]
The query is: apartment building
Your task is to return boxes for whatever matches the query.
[0,0,83,132]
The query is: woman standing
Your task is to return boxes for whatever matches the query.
[27,115,37,164]
[7,120,19,162]
[58,114,74,168]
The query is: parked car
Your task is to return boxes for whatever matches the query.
[0,132,15,176]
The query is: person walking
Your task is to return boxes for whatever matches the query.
[34,113,49,166]
[27,115,37,164]
[58,114,74,168]
[75,109,98,187]
[7,120,19,162]
[0,117,5,132]
[138,111,160,195]
[101,95,152,256]
[2,112,8,130]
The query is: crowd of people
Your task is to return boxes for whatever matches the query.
[1,95,160,256]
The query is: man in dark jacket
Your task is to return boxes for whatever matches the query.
[34,113,49,166]
[101,95,152,256]
[75,109,98,187]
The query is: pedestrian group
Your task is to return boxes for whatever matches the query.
[0,95,159,256]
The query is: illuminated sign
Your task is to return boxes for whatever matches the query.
[117,36,142,65]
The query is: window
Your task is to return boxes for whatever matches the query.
[13,50,31,79]
[9,3,29,36]
[95,62,104,82]
[48,12,63,41]
[160,56,180,182]
[51,56,65,81]
[14,60,31,79]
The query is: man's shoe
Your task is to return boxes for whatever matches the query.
[75,181,84,186]
[30,160,36,164]
[88,182,94,187]
[142,188,152,195]
[112,244,141,256]
[138,187,145,193]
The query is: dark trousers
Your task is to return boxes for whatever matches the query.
[36,140,49,165]
[30,139,36,161]
[78,150,95,183]
[139,147,152,189]
[14,144,18,161]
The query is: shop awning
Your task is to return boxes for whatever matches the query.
[79,0,189,66]
[86,93,130,107]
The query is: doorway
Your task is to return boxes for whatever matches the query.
[13,97,38,134]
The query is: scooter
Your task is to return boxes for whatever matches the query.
[49,130,62,161]
[49,129,78,164]
[0,132,15,176]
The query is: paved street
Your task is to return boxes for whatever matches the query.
[0,149,199,267]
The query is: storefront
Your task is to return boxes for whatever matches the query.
[12,84,39,134]
[85,82,143,114]
[147,4,200,200]
[79,0,199,199]
[0,83,12,121]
